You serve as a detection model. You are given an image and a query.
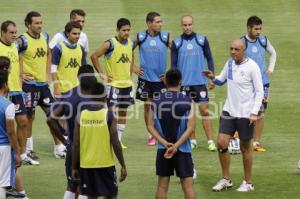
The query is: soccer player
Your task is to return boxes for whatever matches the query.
[171,15,217,151]
[241,16,277,152]
[51,21,87,97]
[90,18,134,148]
[204,39,263,192]
[72,82,127,199]
[0,65,23,199]
[147,68,196,199]
[18,11,65,159]
[47,64,96,199]
[49,9,89,53]
[134,11,170,146]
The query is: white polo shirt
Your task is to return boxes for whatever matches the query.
[49,31,89,53]
[214,57,263,118]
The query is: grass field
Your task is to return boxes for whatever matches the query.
[1,0,300,198]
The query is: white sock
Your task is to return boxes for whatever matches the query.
[117,124,126,141]
[253,141,259,146]
[78,195,88,199]
[63,191,75,199]
[191,139,197,145]
[26,137,33,153]
[21,153,27,160]
[207,140,213,145]
[0,187,6,199]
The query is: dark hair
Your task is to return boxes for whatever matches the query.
[247,16,262,27]
[165,69,181,87]
[70,9,86,19]
[117,18,130,30]
[0,56,10,71]
[146,12,160,23]
[64,21,82,33]
[24,11,41,27]
[0,70,8,89]
[77,64,97,91]
[91,82,106,101]
[1,20,16,32]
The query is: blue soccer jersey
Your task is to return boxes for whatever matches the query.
[171,33,215,86]
[0,96,14,145]
[152,91,192,153]
[242,35,269,85]
[137,31,169,82]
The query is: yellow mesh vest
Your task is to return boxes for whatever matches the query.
[57,42,82,93]
[80,108,115,168]
[105,37,133,88]
[21,32,48,82]
[0,41,21,91]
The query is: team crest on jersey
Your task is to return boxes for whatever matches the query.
[15,104,20,111]
[200,91,207,98]
[252,46,258,53]
[150,40,157,47]
[187,43,194,50]
[43,97,50,104]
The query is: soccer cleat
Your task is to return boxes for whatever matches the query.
[147,136,156,146]
[297,160,300,169]
[212,178,233,191]
[190,140,197,150]
[6,187,26,198]
[27,150,39,160]
[22,155,40,165]
[208,142,217,151]
[236,180,254,192]
[121,143,127,149]
[253,143,266,152]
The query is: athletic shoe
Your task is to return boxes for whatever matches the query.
[147,136,156,146]
[236,180,254,192]
[22,155,40,165]
[193,168,197,180]
[121,143,127,149]
[27,150,39,160]
[253,143,266,152]
[6,187,26,198]
[54,144,66,159]
[212,178,233,191]
[208,142,217,151]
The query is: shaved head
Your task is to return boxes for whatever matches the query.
[181,15,194,35]
[230,38,246,63]
[181,15,193,24]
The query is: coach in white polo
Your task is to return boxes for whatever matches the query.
[203,38,263,192]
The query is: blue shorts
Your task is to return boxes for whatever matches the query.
[80,166,118,197]
[156,149,194,178]
[136,78,166,101]
[219,111,254,140]
[22,83,55,114]
[181,84,209,103]
[106,86,134,109]
[9,93,27,115]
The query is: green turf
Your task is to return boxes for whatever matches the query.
[1,0,300,198]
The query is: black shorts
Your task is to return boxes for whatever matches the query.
[106,86,134,109]
[65,149,79,190]
[181,85,209,103]
[219,111,254,140]
[9,93,27,115]
[262,83,270,110]
[23,83,55,113]
[136,78,166,101]
[80,166,118,197]
[156,149,194,178]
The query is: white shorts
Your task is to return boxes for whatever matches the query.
[0,145,15,187]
